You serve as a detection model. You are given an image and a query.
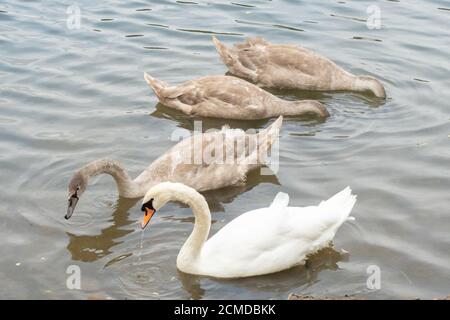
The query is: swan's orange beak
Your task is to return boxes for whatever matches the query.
[141,207,155,229]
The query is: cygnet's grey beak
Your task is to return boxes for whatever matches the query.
[65,195,78,219]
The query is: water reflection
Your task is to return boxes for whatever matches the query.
[150,103,272,131]
[176,28,244,36]
[352,36,382,43]
[199,170,280,212]
[150,101,332,131]
[178,247,348,299]
[66,197,139,262]
[230,2,255,8]
[234,19,304,32]
[266,85,387,108]
[2,0,449,299]
[178,271,205,300]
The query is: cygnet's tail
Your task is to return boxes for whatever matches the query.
[212,36,258,81]
[144,72,170,100]
[245,116,283,171]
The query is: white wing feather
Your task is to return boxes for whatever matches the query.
[199,187,357,278]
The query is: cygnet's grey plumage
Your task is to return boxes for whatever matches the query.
[65,116,283,218]
[144,73,329,119]
[213,36,386,98]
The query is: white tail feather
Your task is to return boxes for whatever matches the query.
[270,192,289,212]
[319,186,357,225]
[144,72,169,100]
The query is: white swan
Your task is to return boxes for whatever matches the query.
[140,182,357,278]
[65,116,282,219]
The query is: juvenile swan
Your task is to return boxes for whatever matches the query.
[213,36,386,98]
[140,182,357,278]
[144,73,329,119]
[65,116,282,219]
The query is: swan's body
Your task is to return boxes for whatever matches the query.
[141,182,357,278]
[65,116,282,219]
[213,36,386,98]
[144,73,329,119]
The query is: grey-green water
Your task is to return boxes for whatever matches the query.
[0,0,449,299]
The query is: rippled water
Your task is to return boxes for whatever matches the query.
[1,0,449,299]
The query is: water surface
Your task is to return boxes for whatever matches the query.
[0,0,449,299]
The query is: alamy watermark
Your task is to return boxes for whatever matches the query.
[366,5,381,29]
[169,121,280,175]
[66,4,81,30]
[66,265,81,290]
[366,265,381,290]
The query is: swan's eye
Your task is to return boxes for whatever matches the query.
[141,198,154,212]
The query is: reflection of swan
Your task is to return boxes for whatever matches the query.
[144,73,329,119]
[65,116,282,219]
[140,182,357,278]
[202,169,280,212]
[66,197,139,262]
[150,103,275,132]
[177,271,205,300]
[177,247,347,300]
[213,36,386,98]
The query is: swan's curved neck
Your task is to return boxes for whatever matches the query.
[270,100,328,117]
[80,159,141,198]
[270,100,301,116]
[167,186,211,271]
[351,76,386,98]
